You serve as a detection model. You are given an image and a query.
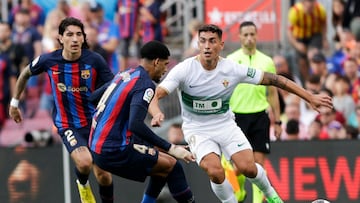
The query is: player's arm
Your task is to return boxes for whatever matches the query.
[9,65,32,123]
[260,72,333,112]
[267,85,282,139]
[129,104,195,162]
[149,86,169,127]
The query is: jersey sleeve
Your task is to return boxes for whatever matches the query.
[159,62,187,93]
[94,53,115,88]
[234,63,264,85]
[29,55,46,75]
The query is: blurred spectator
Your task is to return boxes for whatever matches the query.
[139,0,164,43]
[317,107,345,140]
[328,29,356,74]
[116,0,141,71]
[287,0,328,83]
[9,0,45,35]
[342,0,360,40]
[183,19,203,59]
[308,119,322,140]
[273,54,302,86]
[331,0,346,49]
[299,75,322,127]
[12,8,42,118]
[342,57,359,91]
[309,52,328,83]
[285,119,300,140]
[167,122,186,145]
[332,75,355,123]
[88,2,120,73]
[281,103,309,140]
[84,25,108,60]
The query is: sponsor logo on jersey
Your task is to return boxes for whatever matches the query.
[247,67,256,78]
[143,88,154,103]
[57,83,89,93]
[81,70,90,79]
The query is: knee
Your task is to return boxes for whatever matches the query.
[239,164,257,178]
[94,169,112,185]
[202,163,225,183]
[75,157,93,173]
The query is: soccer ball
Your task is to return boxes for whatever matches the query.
[311,199,330,203]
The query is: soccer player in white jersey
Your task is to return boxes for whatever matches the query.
[149,24,333,203]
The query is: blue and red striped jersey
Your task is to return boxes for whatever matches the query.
[30,49,114,130]
[89,66,156,154]
[117,0,140,38]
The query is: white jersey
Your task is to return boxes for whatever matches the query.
[159,56,264,129]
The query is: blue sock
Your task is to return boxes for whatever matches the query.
[141,194,157,203]
[167,161,195,203]
[143,176,167,200]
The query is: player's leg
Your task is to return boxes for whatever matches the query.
[93,164,114,203]
[231,150,282,203]
[166,161,195,202]
[61,127,96,203]
[221,155,246,202]
[252,152,267,203]
[200,153,237,203]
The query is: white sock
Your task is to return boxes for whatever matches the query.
[248,163,277,198]
[210,179,237,203]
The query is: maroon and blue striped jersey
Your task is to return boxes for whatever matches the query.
[29,49,114,131]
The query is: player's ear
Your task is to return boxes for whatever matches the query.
[154,58,160,66]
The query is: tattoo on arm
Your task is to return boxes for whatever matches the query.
[264,72,288,89]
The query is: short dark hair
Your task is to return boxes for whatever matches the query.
[58,17,89,49]
[140,40,170,60]
[198,24,223,39]
[239,21,257,31]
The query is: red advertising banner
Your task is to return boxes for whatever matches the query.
[205,0,281,42]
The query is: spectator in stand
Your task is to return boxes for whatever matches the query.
[285,119,300,141]
[309,52,329,84]
[116,0,141,71]
[85,25,108,61]
[88,2,120,73]
[287,0,328,83]
[11,8,42,118]
[342,57,359,92]
[332,75,355,124]
[342,0,360,40]
[350,40,360,65]
[317,106,345,140]
[299,75,322,128]
[281,103,309,140]
[332,0,346,50]
[308,119,322,140]
[183,19,203,59]
[9,0,45,35]
[38,9,66,116]
[139,0,164,43]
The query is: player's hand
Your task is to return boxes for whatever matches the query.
[9,106,23,123]
[309,94,333,112]
[168,144,196,163]
[274,124,282,139]
[151,112,165,127]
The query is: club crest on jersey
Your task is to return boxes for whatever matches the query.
[143,88,154,103]
[81,70,90,79]
[247,67,256,78]
[222,79,229,88]
[120,72,131,82]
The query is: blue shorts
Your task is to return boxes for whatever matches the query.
[59,126,90,153]
[92,136,158,182]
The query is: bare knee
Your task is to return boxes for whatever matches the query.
[200,155,225,184]
[72,147,93,173]
[93,166,112,185]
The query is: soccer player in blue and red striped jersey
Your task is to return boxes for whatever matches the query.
[9,17,114,203]
[89,40,195,203]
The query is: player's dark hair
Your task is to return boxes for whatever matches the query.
[239,21,257,31]
[140,40,170,60]
[198,24,223,39]
[58,17,89,49]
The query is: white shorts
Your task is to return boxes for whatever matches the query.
[182,120,252,164]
